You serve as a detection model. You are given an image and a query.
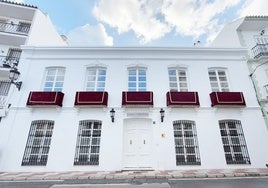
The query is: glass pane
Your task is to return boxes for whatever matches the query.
[98,76,105,81]
[88,69,96,76]
[44,82,53,87]
[56,76,64,81]
[87,76,96,81]
[55,82,63,87]
[98,69,106,75]
[128,76,136,81]
[169,77,177,81]
[208,70,216,75]
[129,70,136,75]
[128,82,136,87]
[139,76,146,81]
[169,70,176,76]
[138,70,146,75]
[218,71,226,76]
[97,82,105,88]
[46,76,54,81]
[178,71,186,76]
[139,82,146,87]
[47,69,56,75]
[54,88,62,92]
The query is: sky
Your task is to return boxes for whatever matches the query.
[11,0,268,46]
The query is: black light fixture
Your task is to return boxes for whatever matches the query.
[9,68,22,91]
[110,108,115,123]
[160,108,165,122]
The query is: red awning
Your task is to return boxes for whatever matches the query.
[166,91,200,106]
[210,92,246,107]
[27,91,64,107]
[74,91,108,106]
[122,91,153,106]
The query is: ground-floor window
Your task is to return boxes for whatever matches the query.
[173,120,201,165]
[21,120,54,166]
[219,119,251,164]
[74,120,102,165]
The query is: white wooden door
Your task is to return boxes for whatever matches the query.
[123,119,152,169]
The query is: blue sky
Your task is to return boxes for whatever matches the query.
[14,0,268,46]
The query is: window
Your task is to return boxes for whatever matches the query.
[173,120,201,165]
[21,120,54,166]
[0,81,11,108]
[208,69,229,92]
[219,120,251,165]
[43,67,65,92]
[168,69,188,91]
[74,120,102,165]
[128,68,146,91]
[86,67,106,91]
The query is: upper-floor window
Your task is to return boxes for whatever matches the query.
[168,68,188,91]
[43,67,65,92]
[208,68,229,92]
[21,120,54,166]
[86,67,106,91]
[128,67,146,91]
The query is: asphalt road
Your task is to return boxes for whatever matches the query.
[0,177,267,188]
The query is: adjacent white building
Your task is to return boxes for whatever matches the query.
[0,46,267,172]
[211,16,268,126]
[0,0,66,117]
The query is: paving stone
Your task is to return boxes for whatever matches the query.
[172,173,183,178]
[195,173,207,178]
[234,173,246,177]
[183,174,196,178]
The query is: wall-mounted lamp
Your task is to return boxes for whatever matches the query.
[160,108,165,122]
[110,108,115,123]
[9,68,22,91]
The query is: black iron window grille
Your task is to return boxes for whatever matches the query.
[74,120,102,165]
[219,119,251,165]
[21,120,54,166]
[173,120,201,165]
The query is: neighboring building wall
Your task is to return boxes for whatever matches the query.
[0,47,267,172]
[26,10,66,46]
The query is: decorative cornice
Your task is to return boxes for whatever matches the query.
[0,0,37,9]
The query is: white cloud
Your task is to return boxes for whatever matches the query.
[67,24,113,46]
[93,0,171,44]
[93,0,241,44]
[238,0,268,17]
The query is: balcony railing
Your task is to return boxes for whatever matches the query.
[0,55,19,68]
[252,43,268,59]
[0,22,30,35]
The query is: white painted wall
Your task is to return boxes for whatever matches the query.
[0,47,268,172]
[26,10,66,46]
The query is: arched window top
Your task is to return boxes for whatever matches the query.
[86,63,107,69]
[208,67,227,71]
[168,64,188,70]
[127,64,147,70]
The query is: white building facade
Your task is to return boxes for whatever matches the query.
[0,46,267,172]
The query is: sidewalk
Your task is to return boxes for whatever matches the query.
[0,168,268,181]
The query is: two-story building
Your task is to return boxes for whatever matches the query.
[0,0,66,118]
[0,46,267,172]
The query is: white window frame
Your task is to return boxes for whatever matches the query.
[21,120,54,166]
[219,119,251,165]
[128,67,147,91]
[74,120,102,166]
[208,68,230,92]
[43,67,65,92]
[173,120,201,166]
[85,67,106,91]
[168,68,188,91]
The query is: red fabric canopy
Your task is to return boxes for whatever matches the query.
[122,91,153,106]
[166,91,200,106]
[210,92,246,107]
[74,91,108,106]
[27,91,64,107]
